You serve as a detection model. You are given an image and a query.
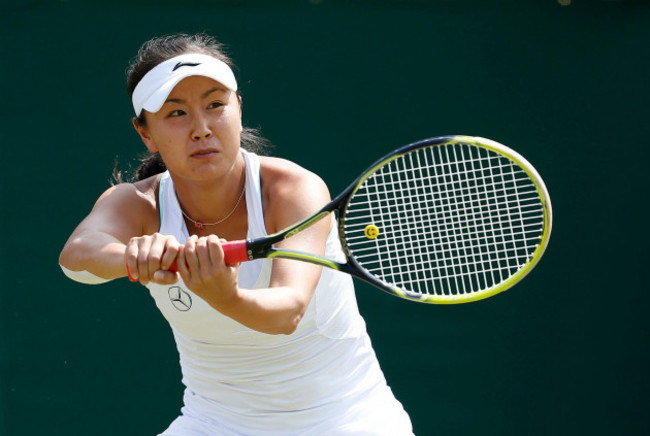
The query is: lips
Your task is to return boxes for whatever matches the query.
[190,148,219,158]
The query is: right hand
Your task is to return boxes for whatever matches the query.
[125,233,181,285]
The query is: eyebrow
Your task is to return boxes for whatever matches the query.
[164,86,228,104]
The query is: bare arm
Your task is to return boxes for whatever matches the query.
[59,181,179,285]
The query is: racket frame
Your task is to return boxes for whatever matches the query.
[225,135,552,304]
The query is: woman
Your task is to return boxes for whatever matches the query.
[59,33,413,435]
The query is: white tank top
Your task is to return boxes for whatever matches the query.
[145,150,401,433]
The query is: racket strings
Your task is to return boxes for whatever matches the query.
[342,143,546,297]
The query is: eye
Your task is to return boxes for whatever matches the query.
[168,109,186,117]
[208,101,224,110]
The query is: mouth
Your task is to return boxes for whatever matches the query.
[190,148,219,159]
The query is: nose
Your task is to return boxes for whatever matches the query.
[191,113,212,141]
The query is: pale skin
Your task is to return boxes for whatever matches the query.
[59,75,331,335]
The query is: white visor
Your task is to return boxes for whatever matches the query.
[132,53,238,116]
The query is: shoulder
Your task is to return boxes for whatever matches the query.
[93,175,161,233]
[258,156,330,233]
[98,175,159,206]
[259,156,327,194]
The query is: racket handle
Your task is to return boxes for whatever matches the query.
[222,240,250,264]
[168,240,249,272]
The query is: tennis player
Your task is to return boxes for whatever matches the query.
[59,33,414,435]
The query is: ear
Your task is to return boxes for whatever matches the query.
[236,93,243,133]
[132,117,159,152]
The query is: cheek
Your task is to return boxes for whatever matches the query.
[218,110,243,141]
[149,128,184,157]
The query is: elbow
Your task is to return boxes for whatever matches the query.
[278,313,304,335]
[277,299,310,335]
[58,239,113,285]
[275,290,314,335]
[264,300,307,335]
[58,243,74,270]
[59,237,85,271]
[272,323,298,336]
[260,312,303,336]
[228,287,311,335]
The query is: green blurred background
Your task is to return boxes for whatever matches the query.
[1,0,648,435]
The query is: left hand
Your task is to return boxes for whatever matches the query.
[176,235,240,308]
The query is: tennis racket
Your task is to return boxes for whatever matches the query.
[175,135,552,304]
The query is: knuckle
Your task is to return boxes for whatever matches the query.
[167,238,180,248]
[138,250,149,263]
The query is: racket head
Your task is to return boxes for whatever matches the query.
[338,135,552,304]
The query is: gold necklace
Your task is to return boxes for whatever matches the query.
[180,185,246,230]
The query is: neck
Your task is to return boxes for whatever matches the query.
[173,157,247,227]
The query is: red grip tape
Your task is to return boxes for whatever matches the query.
[222,240,249,265]
[167,240,249,272]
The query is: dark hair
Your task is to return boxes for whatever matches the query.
[114,33,269,184]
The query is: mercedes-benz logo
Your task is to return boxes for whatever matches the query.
[168,286,192,312]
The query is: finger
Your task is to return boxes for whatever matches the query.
[147,234,167,277]
[125,239,140,281]
[176,246,191,283]
[176,246,186,272]
[137,239,151,284]
[152,269,179,285]
[207,235,224,266]
[184,235,200,277]
[196,236,212,276]
[161,238,181,271]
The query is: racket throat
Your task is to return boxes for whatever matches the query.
[267,248,346,272]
